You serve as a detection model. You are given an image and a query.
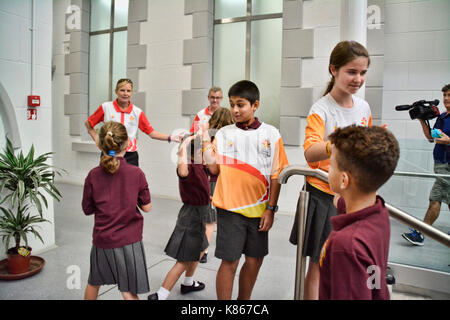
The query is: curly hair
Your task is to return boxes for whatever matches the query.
[328,125,399,193]
[98,121,129,174]
[442,84,450,93]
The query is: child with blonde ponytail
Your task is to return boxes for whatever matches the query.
[82,121,152,300]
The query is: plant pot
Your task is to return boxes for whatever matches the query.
[7,247,32,274]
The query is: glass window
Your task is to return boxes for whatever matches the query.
[250,18,282,127]
[251,0,283,15]
[213,0,282,127]
[214,0,247,20]
[90,0,111,32]
[114,0,129,28]
[112,31,128,95]
[89,0,128,113]
[89,34,110,111]
[213,23,246,101]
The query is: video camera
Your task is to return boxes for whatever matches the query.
[395,99,440,120]
[395,99,440,133]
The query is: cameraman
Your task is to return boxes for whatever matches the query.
[403,84,450,246]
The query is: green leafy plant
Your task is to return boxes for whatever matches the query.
[0,137,65,217]
[0,137,65,253]
[0,204,48,253]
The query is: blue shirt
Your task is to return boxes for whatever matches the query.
[433,112,450,163]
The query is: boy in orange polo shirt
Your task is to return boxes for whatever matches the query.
[202,80,289,300]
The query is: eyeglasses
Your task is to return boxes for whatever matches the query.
[209,96,223,100]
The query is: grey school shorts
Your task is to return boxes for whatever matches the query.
[429,162,450,205]
[215,208,268,262]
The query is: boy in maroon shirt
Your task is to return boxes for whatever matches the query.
[319,125,400,300]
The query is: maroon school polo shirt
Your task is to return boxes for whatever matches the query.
[178,164,210,206]
[319,196,390,300]
[235,117,262,131]
[82,157,151,249]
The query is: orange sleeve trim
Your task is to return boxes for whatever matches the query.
[303,113,325,152]
[271,137,289,180]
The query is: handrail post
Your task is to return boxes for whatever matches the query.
[294,189,309,300]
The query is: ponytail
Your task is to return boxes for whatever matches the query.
[100,154,120,174]
[323,76,335,96]
[98,122,129,174]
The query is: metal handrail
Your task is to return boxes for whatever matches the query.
[279,165,450,300]
[393,171,450,179]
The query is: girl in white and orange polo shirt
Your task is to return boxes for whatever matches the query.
[289,41,373,300]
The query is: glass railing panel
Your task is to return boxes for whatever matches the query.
[379,158,450,273]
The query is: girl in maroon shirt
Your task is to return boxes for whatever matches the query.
[82,121,151,300]
[148,134,210,300]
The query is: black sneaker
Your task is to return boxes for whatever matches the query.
[147,293,159,300]
[180,281,205,294]
[199,252,207,263]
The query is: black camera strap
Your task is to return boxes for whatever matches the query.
[425,119,432,135]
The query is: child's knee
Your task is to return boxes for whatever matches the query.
[221,259,240,272]
[244,256,264,267]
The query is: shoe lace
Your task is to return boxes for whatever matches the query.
[409,228,422,238]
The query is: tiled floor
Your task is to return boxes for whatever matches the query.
[0,183,445,300]
[0,183,297,300]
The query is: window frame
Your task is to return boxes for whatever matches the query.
[213,0,282,80]
[89,0,128,108]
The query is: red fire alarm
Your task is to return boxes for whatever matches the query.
[27,95,40,107]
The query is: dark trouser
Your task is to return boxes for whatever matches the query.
[289,183,336,262]
[124,152,139,166]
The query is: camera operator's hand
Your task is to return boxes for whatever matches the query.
[435,131,450,145]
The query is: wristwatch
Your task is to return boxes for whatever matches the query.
[266,205,278,213]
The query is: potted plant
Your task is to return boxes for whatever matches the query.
[0,137,64,274]
[0,203,48,273]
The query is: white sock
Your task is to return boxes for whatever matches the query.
[157,287,170,300]
[183,276,194,286]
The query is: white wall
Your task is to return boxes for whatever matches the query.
[137,1,193,198]
[0,0,55,259]
[52,0,103,188]
[302,0,341,102]
[279,0,343,214]
[52,1,195,197]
